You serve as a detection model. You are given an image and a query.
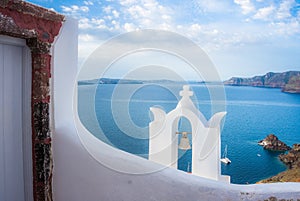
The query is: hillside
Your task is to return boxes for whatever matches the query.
[224,71,300,93]
[258,144,300,183]
[282,75,300,93]
[257,168,300,183]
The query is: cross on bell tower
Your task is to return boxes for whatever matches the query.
[180,85,193,98]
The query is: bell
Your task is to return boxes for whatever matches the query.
[178,132,191,150]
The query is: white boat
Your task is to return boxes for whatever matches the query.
[220,145,231,164]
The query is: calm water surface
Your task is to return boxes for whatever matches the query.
[78,83,300,184]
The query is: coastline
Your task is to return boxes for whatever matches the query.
[78,81,300,184]
[257,144,300,184]
[257,168,300,183]
[224,71,300,94]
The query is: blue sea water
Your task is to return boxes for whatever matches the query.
[78,83,300,184]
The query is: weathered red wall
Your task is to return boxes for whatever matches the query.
[0,1,64,200]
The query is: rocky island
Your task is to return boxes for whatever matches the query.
[258,134,291,151]
[224,71,300,94]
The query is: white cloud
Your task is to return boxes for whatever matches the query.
[61,5,72,12]
[92,18,108,29]
[271,19,300,36]
[179,21,283,52]
[161,14,171,20]
[276,0,293,19]
[127,5,147,19]
[71,5,79,11]
[83,1,94,6]
[111,20,120,30]
[81,6,89,12]
[112,10,120,18]
[121,0,173,30]
[103,5,113,14]
[104,15,113,20]
[102,6,120,21]
[250,1,298,25]
[79,18,92,29]
[79,17,108,30]
[64,0,300,57]
[79,34,96,42]
[123,23,137,32]
[119,0,138,6]
[193,0,233,13]
[234,0,255,15]
[190,24,202,32]
[253,5,275,20]
[61,5,89,14]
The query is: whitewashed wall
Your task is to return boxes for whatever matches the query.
[52,17,300,201]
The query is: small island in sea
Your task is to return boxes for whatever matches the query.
[224,71,300,93]
[258,134,291,151]
[257,134,300,183]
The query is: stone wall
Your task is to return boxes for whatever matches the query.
[0,1,64,200]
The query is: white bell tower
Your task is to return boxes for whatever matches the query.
[149,85,230,183]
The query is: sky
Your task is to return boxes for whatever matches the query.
[27,0,300,80]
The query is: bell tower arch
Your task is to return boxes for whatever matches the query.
[149,85,230,182]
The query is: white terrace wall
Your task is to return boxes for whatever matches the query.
[52,17,300,201]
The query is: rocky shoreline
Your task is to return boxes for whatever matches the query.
[279,144,300,169]
[257,135,300,183]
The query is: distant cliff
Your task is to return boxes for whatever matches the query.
[78,78,204,85]
[78,78,144,85]
[224,71,300,93]
[282,75,300,93]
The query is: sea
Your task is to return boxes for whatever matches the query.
[78,83,300,184]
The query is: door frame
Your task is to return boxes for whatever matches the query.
[0,35,33,201]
